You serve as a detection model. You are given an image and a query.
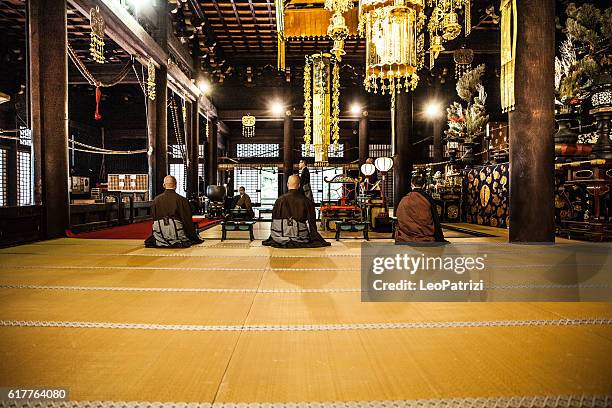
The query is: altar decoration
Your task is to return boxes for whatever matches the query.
[445,64,489,165]
[464,163,509,228]
[555,159,612,241]
[89,6,105,64]
[242,114,256,138]
[303,53,341,164]
[321,173,362,231]
[500,0,516,112]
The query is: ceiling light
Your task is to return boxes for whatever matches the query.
[271,101,284,115]
[424,101,442,119]
[198,81,210,95]
[350,103,361,115]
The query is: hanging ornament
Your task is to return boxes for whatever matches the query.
[242,114,256,138]
[303,53,340,164]
[426,0,472,70]
[327,11,349,61]
[89,6,105,64]
[453,46,474,78]
[94,86,102,120]
[147,58,156,100]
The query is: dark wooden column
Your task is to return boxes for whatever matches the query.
[283,110,294,193]
[207,118,218,186]
[29,0,69,238]
[433,119,443,163]
[508,0,555,243]
[359,111,369,164]
[393,92,414,211]
[147,84,157,198]
[187,103,200,197]
[153,66,168,197]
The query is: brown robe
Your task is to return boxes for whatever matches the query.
[150,189,199,241]
[262,189,330,248]
[395,190,446,243]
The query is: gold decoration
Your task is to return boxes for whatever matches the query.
[359,0,423,94]
[480,184,491,206]
[242,114,256,138]
[303,53,340,164]
[453,46,474,79]
[89,6,105,64]
[328,11,349,60]
[500,0,517,112]
[303,58,312,151]
[325,0,354,15]
[426,0,471,69]
[147,58,156,101]
[275,0,285,70]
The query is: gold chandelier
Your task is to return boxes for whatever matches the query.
[303,53,341,164]
[359,0,424,95]
[325,0,354,61]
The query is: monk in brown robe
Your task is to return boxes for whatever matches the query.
[263,175,330,248]
[233,186,254,219]
[395,175,446,244]
[145,175,203,247]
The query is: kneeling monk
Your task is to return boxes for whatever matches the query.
[145,175,203,247]
[395,175,447,244]
[263,175,330,248]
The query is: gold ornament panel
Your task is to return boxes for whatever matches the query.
[464,163,509,228]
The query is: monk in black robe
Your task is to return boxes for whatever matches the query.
[263,175,330,248]
[145,175,203,247]
[299,160,314,202]
[395,175,447,244]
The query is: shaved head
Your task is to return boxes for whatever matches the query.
[163,175,177,190]
[287,174,300,190]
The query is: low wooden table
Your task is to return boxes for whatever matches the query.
[221,220,256,241]
[334,220,369,241]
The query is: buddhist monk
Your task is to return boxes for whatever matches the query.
[233,186,254,219]
[299,159,314,202]
[395,175,447,243]
[263,174,330,248]
[145,175,203,247]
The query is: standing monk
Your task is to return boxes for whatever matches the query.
[299,159,314,202]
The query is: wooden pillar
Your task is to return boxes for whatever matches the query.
[508,0,555,243]
[433,119,443,163]
[153,66,168,197]
[359,111,369,165]
[283,110,293,193]
[147,84,157,198]
[393,92,413,211]
[28,0,69,238]
[187,103,200,197]
[207,118,218,186]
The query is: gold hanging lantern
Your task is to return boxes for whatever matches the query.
[426,0,471,69]
[147,58,156,100]
[242,114,256,138]
[442,11,461,40]
[89,6,105,64]
[359,0,423,95]
[303,53,340,164]
[328,12,349,61]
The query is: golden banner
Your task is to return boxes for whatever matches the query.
[284,8,359,38]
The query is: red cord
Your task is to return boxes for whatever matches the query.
[94,86,102,120]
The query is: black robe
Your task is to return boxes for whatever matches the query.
[263,189,330,248]
[145,189,202,247]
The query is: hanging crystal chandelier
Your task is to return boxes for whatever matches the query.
[359,0,424,95]
[242,114,256,138]
[303,53,341,164]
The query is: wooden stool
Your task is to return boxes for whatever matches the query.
[334,220,369,241]
[221,220,256,241]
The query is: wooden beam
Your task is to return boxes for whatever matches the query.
[68,0,167,68]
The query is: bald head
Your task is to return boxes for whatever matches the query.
[287,174,300,190]
[163,175,177,190]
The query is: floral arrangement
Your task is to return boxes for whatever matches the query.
[445,64,489,144]
[555,3,612,106]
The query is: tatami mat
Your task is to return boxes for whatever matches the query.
[0,236,610,404]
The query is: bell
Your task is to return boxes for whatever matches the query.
[442,12,461,40]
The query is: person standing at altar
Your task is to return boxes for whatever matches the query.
[299,160,314,202]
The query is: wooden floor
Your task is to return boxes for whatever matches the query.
[0,224,611,406]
